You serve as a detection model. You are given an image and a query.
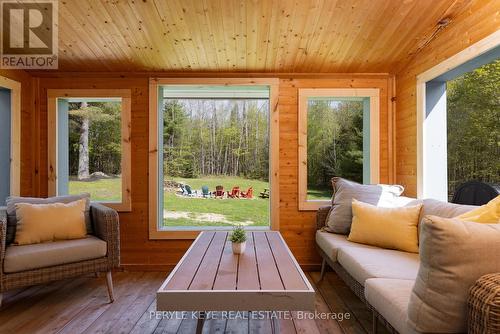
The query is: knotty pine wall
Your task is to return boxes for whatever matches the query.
[27,73,395,270]
[395,0,500,197]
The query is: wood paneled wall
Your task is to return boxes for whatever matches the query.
[28,73,394,269]
[395,0,500,196]
[0,69,34,197]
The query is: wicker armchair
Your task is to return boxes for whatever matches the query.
[0,203,120,306]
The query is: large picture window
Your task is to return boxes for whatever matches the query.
[47,89,131,211]
[417,34,499,201]
[149,79,279,239]
[298,89,380,210]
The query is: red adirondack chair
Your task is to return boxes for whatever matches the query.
[214,185,225,198]
[227,186,241,198]
[240,187,253,199]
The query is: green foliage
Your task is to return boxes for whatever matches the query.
[307,100,364,191]
[162,99,269,180]
[447,59,500,197]
[229,225,247,243]
[68,101,122,176]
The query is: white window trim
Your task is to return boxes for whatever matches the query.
[416,30,500,200]
[148,78,280,240]
[47,89,132,212]
[298,88,380,211]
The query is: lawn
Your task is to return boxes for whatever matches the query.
[163,176,270,228]
[307,187,332,200]
[69,177,122,202]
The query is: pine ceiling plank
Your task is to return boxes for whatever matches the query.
[43,0,470,72]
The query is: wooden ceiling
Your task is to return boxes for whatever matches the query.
[55,0,472,73]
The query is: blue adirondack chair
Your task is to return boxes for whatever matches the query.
[201,185,211,198]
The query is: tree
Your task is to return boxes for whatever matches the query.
[447,59,500,197]
[69,102,118,179]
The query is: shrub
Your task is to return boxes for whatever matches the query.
[229,226,247,243]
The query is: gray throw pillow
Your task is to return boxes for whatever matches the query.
[5,193,92,245]
[326,177,404,234]
[407,216,500,333]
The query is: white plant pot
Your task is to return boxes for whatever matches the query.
[232,241,246,254]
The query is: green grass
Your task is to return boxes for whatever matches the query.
[69,178,122,202]
[163,176,270,228]
[307,187,332,200]
[68,175,271,228]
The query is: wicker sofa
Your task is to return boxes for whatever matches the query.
[0,202,120,306]
[316,200,500,334]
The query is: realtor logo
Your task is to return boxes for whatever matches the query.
[0,0,58,69]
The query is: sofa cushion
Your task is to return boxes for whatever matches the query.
[337,246,420,285]
[4,235,107,273]
[407,216,500,333]
[417,198,476,225]
[365,278,418,334]
[316,230,376,262]
[5,194,92,245]
[326,177,404,235]
[348,199,422,253]
[456,195,499,223]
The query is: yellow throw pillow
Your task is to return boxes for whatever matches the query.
[14,199,87,245]
[348,199,423,253]
[455,195,500,223]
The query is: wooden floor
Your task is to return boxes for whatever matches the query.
[0,271,387,334]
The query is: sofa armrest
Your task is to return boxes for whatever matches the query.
[316,205,332,230]
[90,203,120,268]
[468,272,500,333]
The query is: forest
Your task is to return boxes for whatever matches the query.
[68,101,122,179]
[447,59,500,196]
[307,100,364,194]
[162,99,270,181]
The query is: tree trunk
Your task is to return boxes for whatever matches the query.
[78,101,90,180]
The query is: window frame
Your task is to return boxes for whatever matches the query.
[148,78,280,240]
[416,30,500,200]
[298,88,380,211]
[47,89,132,212]
[0,75,21,199]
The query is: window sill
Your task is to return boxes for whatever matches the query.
[149,226,272,240]
[298,200,331,211]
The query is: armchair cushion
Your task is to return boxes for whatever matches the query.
[5,194,92,245]
[3,235,107,273]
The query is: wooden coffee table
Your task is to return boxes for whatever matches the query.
[157,231,315,333]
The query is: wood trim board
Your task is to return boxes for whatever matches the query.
[148,77,280,239]
[0,75,21,197]
[46,89,132,211]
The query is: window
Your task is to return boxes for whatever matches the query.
[417,34,499,201]
[0,76,20,206]
[47,89,131,211]
[298,89,380,210]
[149,79,279,239]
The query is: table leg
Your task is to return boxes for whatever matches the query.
[196,311,205,334]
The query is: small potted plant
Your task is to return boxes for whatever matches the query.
[230,225,247,254]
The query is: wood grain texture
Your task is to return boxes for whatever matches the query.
[0,70,34,198]
[28,73,393,270]
[0,271,377,334]
[395,0,500,196]
[37,0,471,74]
